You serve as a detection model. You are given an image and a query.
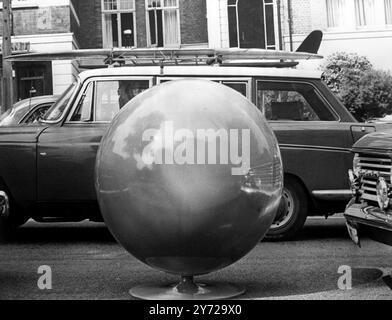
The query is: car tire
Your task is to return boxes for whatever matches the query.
[265,177,308,241]
[0,191,29,242]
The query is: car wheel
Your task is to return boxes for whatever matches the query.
[0,191,29,241]
[265,177,308,241]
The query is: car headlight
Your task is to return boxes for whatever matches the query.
[376,177,389,210]
[353,153,360,176]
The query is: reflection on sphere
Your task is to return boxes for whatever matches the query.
[95,79,283,276]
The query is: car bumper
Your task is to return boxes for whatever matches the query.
[344,201,392,246]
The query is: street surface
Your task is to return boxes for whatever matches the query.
[0,216,391,300]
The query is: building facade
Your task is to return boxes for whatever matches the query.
[0,0,83,101]
[206,0,392,70]
[286,0,392,70]
[1,0,208,103]
[206,0,282,50]
[2,0,392,106]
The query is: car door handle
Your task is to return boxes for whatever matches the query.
[40,152,47,156]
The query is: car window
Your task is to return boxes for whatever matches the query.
[95,80,150,122]
[221,81,247,97]
[159,79,249,97]
[23,103,53,124]
[256,81,337,121]
[70,82,94,122]
[43,82,78,121]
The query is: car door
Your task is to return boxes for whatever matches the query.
[255,79,355,198]
[37,77,152,204]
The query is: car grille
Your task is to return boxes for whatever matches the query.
[357,153,392,206]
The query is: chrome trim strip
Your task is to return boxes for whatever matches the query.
[363,206,392,222]
[280,144,351,153]
[361,192,377,202]
[358,156,391,162]
[312,189,352,200]
[344,203,392,232]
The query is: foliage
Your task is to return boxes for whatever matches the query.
[321,52,392,121]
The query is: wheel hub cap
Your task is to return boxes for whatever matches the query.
[0,191,10,219]
[271,188,294,229]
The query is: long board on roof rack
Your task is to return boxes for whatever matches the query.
[6,30,323,68]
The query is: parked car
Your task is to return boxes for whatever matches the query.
[0,64,391,240]
[345,130,392,246]
[0,95,58,126]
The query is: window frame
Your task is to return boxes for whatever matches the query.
[354,0,378,28]
[263,0,277,50]
[384,0,392,25]
[145,0,181,47]
[227,0,240,48]
[101,0,137,48]
[255,79,341,122]
[69,81,95,123]
[66,76,154,124]
[325,0,347,30]
[227,0,278,49]
[325,0,392,31]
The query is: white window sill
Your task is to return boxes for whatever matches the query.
[1,0,71,9]
[325,25,392,33]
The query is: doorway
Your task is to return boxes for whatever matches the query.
[15,61,53,101]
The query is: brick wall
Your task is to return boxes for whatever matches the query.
[180,0,208,45]
[74,0,207,48]
[1,0,208,48]
[75,0,103,49]
[290,0,312,34]
[281,0,328,36]
[135,0,147,47]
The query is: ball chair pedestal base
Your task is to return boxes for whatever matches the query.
[130,276,245,300]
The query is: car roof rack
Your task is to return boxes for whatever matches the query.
[6,31,323,69]
[6,47,322,68]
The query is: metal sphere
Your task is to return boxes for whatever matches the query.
[95,79,283,276]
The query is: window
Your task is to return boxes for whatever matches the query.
[385,0,392,24]
[256,82,337,121]
[227,0,276,49]
[70,82,94,122]
[221,81,247,97]
[43,82,78,122]
[95,80,150,122]
[355,0,376,26]
[102,0,136,48]
[227,0,239,48]
[158,78,250,98]
[146,0,180,47]
[326,0,345,28]
[24,104,52,124]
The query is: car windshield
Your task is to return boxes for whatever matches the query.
[42,82,78,121]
